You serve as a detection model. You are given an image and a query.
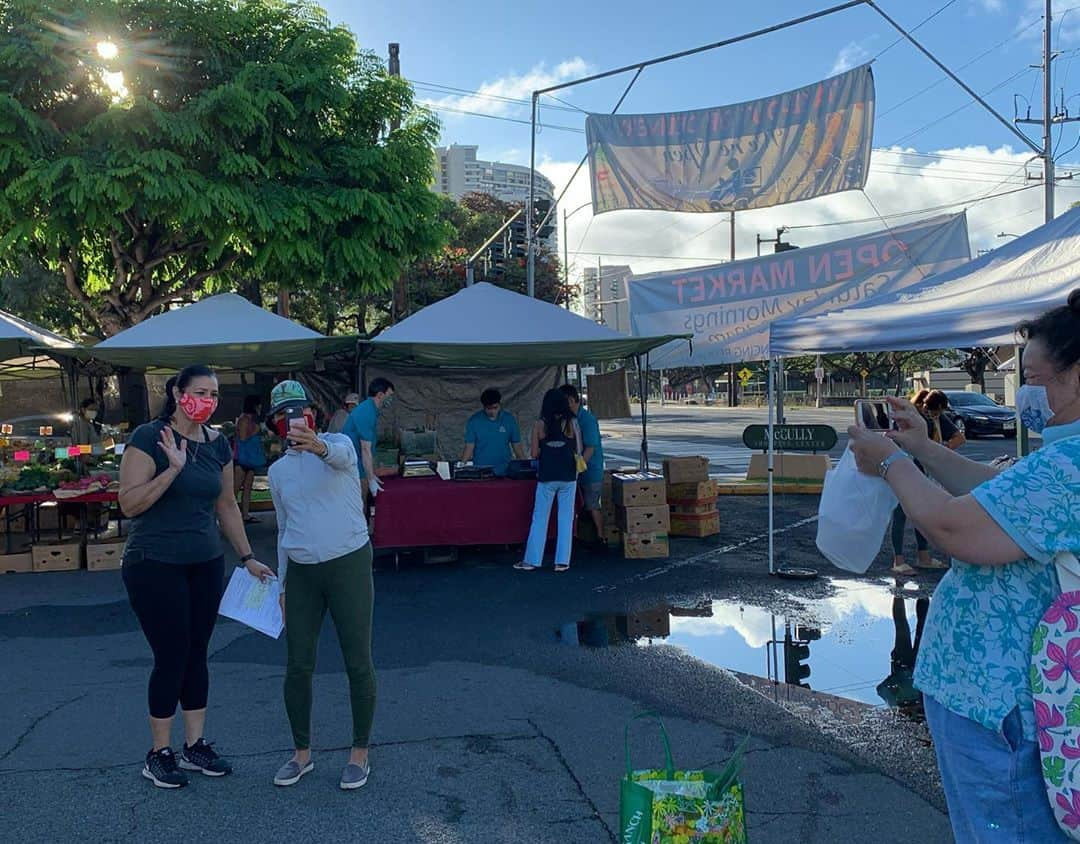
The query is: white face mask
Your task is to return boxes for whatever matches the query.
[1016,384,1053,433]
[85,410,98,421]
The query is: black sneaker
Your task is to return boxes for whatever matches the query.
[142,747,188,789]
[179,738,233,777]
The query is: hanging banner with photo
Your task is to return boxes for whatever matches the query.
[628,212,970,367]
[586,64,875,214]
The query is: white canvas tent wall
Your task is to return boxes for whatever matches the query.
[361,283,691,466]
[63,294,356,372]
[770,206,1080,355]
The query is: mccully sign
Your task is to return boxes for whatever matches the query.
[742,424,837,452]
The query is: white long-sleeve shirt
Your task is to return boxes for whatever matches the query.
[267,433,369,585]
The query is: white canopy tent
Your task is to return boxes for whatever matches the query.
[61,293,357,372]
[770,206,1080,355]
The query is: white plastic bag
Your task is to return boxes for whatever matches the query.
[815,446,898,573]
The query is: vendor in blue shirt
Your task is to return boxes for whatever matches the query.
[462,388,526,477]
[561,384,604,542]
[343,377,395,504]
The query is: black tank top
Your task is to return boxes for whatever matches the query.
[537,421,577,483]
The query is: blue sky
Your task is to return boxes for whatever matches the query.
[320,0,1080,275]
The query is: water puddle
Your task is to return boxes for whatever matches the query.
[559,578,933,720]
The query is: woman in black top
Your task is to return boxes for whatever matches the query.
[517,389,582,572]
[119,365,272,789]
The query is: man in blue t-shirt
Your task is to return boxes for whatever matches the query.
[343,377,395,503]
[560,384,604,541]
[462,388,525,477]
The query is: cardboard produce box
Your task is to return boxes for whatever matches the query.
[618,504,670,534]
[32,541,82,572]
[625,607,671,638]
[613,473,666,508]
[670,500,718,516]
[87,538,126,571]
[622,532,669,559]
[666,481,718,503]
[0,550,33,574]
[662,456,710,485]
[670,512,721,538]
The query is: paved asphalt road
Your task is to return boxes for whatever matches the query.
[0,407,974,843]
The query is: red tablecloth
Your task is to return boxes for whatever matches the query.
[0,491,117,506]
[372,477,577,549]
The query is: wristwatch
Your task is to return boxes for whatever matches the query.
[240,553,254,563]
[878,450,912,480]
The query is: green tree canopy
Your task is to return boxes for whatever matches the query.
[0,0,448,336]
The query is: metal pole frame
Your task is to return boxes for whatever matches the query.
[637,354,650,471]
[767,357,776,575]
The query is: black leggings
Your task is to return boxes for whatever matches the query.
[123,555,225,719]
[890,504,928,556]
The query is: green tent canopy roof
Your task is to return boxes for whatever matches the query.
[363,283,690,368]
[52,294,357,372]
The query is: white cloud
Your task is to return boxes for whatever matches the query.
[540,144,1063,302]
[1020,1,1080,44]
[977,0,1004,12]
[831,42,871,75]
[420,58,588,119]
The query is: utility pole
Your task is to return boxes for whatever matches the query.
[389,42,408,322]
[1017,2,1079,223]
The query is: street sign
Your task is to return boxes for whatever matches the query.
[737,367,753,385]
[742,424,838,452]
[859,368,869,378]
[581,366,596,377]
[814,366,825,383]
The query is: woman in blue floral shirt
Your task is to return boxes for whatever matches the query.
[849,290,1080,843]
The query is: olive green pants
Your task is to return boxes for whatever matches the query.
[283,544,375,749]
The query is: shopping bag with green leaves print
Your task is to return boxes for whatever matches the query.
[619,711,749,844]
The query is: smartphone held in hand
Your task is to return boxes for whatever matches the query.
[283,406,306,446]
[854,399,894,431]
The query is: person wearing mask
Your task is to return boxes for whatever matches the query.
[516,389,582,573]
[70,398,102,447]
[847,290,1080,842]
[233,395,266,524]
[461,388,525,476]
[328,393,360,434]
[265,381,376,791]
[118,365,273,790]
[560,384,605,545]
[343,378,394,505]
[890,389,965,575]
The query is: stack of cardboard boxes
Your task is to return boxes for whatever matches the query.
[612,472,669,558]
[663,457,720,538]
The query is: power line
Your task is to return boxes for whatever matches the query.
[872,0,962,62]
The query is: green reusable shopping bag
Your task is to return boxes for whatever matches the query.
[619,712,749,844]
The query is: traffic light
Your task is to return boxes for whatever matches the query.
[783,632,811,688]
[488,240,506,277]
[774,240,798,253]
[532,199,554,240]
[507,220,527,260]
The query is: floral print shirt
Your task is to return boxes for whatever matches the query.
[914,422,1080,741]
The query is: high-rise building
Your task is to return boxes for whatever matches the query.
[433,144,557,250]
[582,264,632,335]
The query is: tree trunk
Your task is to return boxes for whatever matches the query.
[118,370,150,428]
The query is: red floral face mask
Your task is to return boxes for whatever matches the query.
[178,393,218,424]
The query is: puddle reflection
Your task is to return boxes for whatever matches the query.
[560,580,933,720]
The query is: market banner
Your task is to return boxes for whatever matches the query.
[586,64,875,214]
[628,212,970,367]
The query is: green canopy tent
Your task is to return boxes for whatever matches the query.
[361,283,691,467]
[0,309,77,381]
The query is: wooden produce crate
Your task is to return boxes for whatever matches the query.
[618,504,670,534]
[32,541,83,572]
[625,607,671,638]
[87,538,126,571]
[670,500,719,516]
[622,532,669,559]
[613,473,666,508]
[670,512,721,538]
[603,524,623,546]
[662,456,710,485]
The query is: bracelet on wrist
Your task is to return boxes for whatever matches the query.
[878,450,913,480]
[240,553,254,563]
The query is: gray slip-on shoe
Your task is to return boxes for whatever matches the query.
[340,761,370,790]
[273,758,314,787]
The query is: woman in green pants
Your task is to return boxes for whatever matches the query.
[265,380,376,791]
